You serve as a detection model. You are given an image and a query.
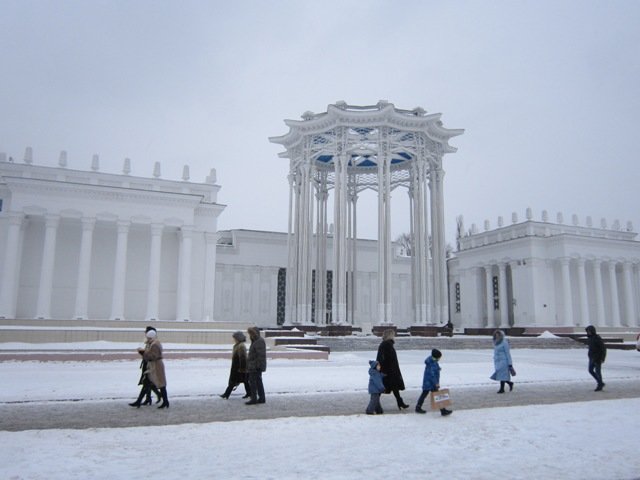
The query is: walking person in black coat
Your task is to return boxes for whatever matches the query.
[586,325,607,391]
[245,327,267,405]
[220,331,251,399]
[376,329,410,410]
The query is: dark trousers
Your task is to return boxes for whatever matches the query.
[588,360,603,386]
[248,370,265,402]
[366,393,383,414]
[416,390,430,409]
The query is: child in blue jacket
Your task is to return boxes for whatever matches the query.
[415,349,452,416]
[366,360,385,415]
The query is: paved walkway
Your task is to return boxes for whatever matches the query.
[1,378,638,432]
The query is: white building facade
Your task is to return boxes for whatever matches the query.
[448,210,640,330]
[0,152,224,322]
[214,229,414,329]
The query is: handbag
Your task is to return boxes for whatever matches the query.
[509,366,517,376]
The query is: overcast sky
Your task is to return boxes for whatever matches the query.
[1,1,639,244]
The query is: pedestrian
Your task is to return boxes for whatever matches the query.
[245,326,267,405]
[415,348,452,416]
[585,325,606,391]
[129,326,162,407]
[365,360,385,415]
[220,331,251,399]
[490,329,514,394]
[139,327,170,408]
[376,329,410,410]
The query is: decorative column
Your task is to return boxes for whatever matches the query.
[592,259,606,327]
[110,220,130,320]
[485,265,494,328]
[436,168,448,322]
[74,217,96,319]
[145,223,163,321]
[576,258,589,326]
[177,226,193,321]
[607,260,621,327]
[559,258,573,326]
[621,261,635,327]
[0,212,25,318]
[202,231,218,321]
[36,214,61,319]
[333,128,348,324]
[314,176,328,325]
[285,169,297,325]
[430,167,447,323]
[498,262,508,327]
[377,127,391,324]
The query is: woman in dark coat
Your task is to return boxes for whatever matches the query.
[220,331,250,399]
[376,329,409,410]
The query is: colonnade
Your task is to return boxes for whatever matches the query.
[0,211,214,321]
[477,257,640,328]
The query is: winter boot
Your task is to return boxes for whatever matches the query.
[497,381,506,394]
[440,408,453,416]
[129,386,148,408]
[157,387,170,409]
[507,381,514,391]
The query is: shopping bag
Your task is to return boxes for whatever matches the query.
[430,388,452,410]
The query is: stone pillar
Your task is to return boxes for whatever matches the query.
[285,171,296,325]
[592,259,606,327]
[74,217,96,320]
[145,223,163,321]
[485,265,494,328]
[110,220,130,320]
[202,231,218,321]
[0,212,25,318]
[177,226,194,321]
[576,258,589,326]
[607,260,621,327]
[36,214,61,319]
[559,258,573,326]
[622,261,635,327]
[436,169,448,323]
[498,262,508,327]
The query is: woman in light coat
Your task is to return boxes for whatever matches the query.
[140,329,170,408]
[490,329,514,393]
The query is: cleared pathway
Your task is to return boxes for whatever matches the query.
[1,378,638,432]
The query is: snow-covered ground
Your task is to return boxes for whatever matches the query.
[1,346,640,479]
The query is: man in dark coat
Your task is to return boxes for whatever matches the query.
[585,325,606,391]
[376,329,409,410]
[245,326,267,405]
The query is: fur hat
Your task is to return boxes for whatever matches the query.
[431,348,442,359]
[232,331,246,342]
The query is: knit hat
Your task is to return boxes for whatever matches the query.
[431,348,442,359]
